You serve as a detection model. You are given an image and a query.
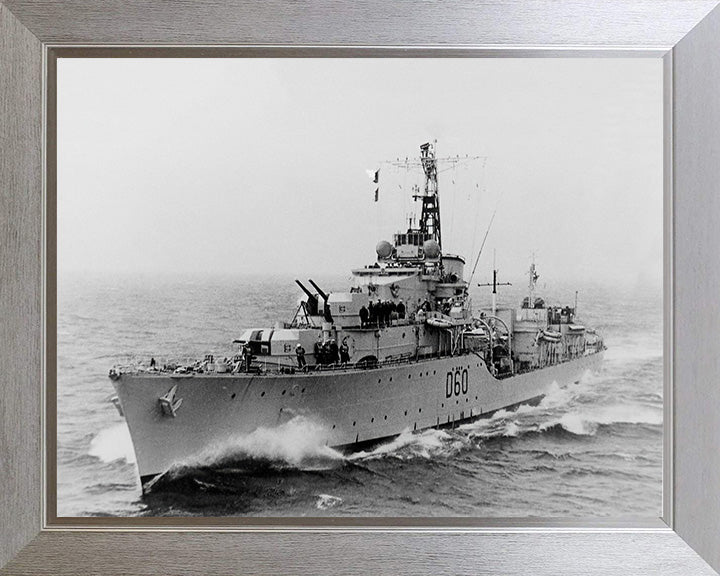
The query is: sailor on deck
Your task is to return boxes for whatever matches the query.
[241,344,252,372]
[295,343,306,369]
[359,304,369,327]
[340,337,350,365]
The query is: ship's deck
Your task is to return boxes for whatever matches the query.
[111,348,605,380]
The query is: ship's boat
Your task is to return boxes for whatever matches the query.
[109,142,606,489]
[426,317,453,329]
[539,329,562,343]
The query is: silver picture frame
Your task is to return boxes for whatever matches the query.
[1,1,719,574]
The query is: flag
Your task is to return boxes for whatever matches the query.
[374,188,379,202]
[365,168,380,183]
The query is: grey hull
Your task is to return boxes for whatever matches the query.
[113,352,604,485]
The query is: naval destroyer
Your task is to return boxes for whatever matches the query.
[109,142,605,489]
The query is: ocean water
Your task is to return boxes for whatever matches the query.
[57,273,663,518]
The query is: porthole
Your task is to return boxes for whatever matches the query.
[371,417,375,423]
[231,393,236,399]
[402,332,406,338]
[433,370,436,375]
[301,388,306,393]
[390,377,393,382]
[475,396,478,400]
[260,391,265,397]
[384,415,387,420]
[281,390,286,395]
[456,400,459,404]
[353,421,356,426]
[378,378,382,383]
[418,408,422,413]
[404,410,408,416]
[441,403,444,408]
[332,424,336,429]
[408,374,411,379]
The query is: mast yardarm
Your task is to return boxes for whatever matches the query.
[386,141,482,253]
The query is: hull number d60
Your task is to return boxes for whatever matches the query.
[446,369,468,398]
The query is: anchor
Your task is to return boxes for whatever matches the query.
[158,384,183,418]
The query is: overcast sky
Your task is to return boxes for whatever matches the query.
[58,58,662,288]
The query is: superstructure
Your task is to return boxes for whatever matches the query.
[109,142,605,488]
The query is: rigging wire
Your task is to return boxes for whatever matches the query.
[448,163,457,250]
[468,203,498,287]
[467,158,487,265]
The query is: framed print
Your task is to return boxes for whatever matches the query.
[2,1,720,575]
[53,56,663,522]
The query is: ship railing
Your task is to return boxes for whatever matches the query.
[345,318,415,330]
[274,349,475,375]
[300,352,463,374]
[111,354,235,375]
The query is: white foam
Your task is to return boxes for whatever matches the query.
[538,381,575,409]
[315,494,343,510]
[515,403,538,415]
[540,404,662,437]
[487,409,506,421]
[349,428,455,461]
[188,416,344,470]
[88,424,137,464]
[554,413,598,436]
[503,421,520,437]
[590,404,663,426]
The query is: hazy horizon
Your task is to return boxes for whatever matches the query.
[58,58,663,290]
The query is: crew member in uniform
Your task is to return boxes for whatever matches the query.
[242,343,253,372]
[295,343,306,369]
[339,337,350,365]
[328,339,339,364]
[359,304,369,327]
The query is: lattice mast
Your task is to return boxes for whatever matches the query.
[416,142,442,249]
[386,141,483,252]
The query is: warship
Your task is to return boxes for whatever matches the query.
[109,142,605,489]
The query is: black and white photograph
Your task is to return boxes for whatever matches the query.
[57,57,663,518]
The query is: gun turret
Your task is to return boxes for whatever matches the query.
[295,280,319,316]
[308,279,329,302]
[308,279,333,323]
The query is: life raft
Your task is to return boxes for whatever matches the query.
[426,317,453,329]
[538,329,562,343]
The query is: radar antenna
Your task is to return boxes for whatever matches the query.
[385,141,484,252]
[478,250,512,319]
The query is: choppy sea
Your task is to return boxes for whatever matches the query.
[57,273,663,518]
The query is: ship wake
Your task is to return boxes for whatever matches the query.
[88,423,137,465]
[142,416,345,493]
[346,378,662,464]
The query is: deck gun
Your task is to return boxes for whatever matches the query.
[295,280,320,316]
[308,279,333,323]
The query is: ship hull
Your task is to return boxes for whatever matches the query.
[112,352,604,487]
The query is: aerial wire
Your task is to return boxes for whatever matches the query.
[468,201,499,287]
